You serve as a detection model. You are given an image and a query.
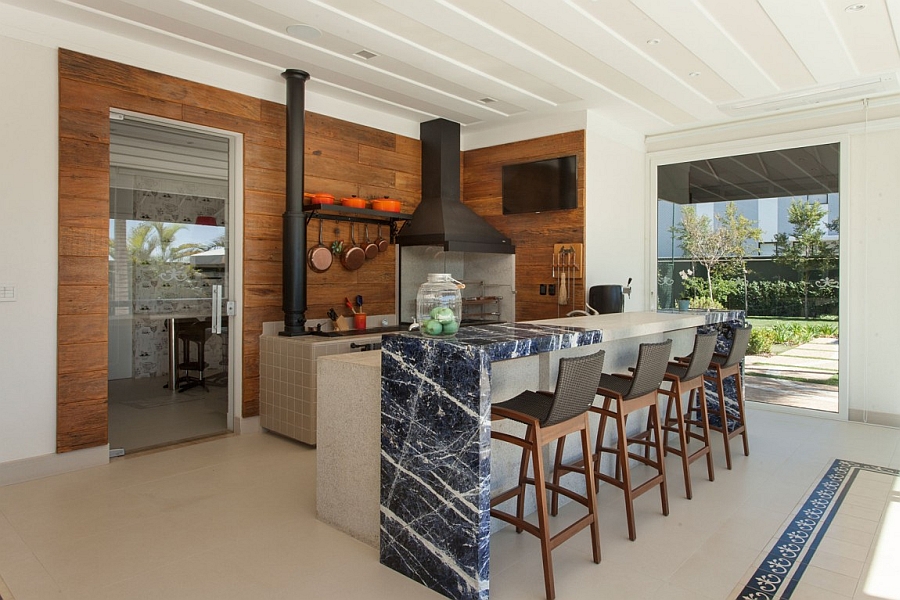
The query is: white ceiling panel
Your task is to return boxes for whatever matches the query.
[5,0,900,135]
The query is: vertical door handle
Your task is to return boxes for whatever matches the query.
[212,284,223,334]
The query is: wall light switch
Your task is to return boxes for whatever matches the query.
[548,284,556,296]
[0,284,15,302]
[539,284,547,295]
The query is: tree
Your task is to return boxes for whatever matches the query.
[672,202,762,305]
[774,198,838,318]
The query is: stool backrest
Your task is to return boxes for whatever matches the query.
[544,350,606,426]
[682,331,719,381]
[722,325,753,368]
[625,340,673,399]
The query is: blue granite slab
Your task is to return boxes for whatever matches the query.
[379,323,601,600]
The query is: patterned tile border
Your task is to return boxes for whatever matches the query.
[737,459,899,599]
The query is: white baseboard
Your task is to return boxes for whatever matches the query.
[234,415,260,434]
[0,445,109,486]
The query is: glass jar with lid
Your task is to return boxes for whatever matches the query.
[415,273,464,337]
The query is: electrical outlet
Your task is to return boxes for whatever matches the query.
[548,284,556,296]
[539,284,547,295]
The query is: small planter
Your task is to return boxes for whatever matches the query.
[678,299,691,311]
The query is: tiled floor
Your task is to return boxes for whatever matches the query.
[1,404,898,600]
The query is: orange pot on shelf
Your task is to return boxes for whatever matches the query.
[340,196,367,209]
[312,193,335,205]
[372,197,401,212]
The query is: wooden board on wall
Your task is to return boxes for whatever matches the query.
[57,49,420,453]
[463,131,586,322]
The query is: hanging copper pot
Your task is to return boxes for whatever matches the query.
[340,223,365,271]
[307,218,333,273]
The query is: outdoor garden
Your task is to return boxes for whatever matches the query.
[659,197,839,390]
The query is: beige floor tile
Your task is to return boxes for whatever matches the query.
[801,565,861,597]
[0,405,898,600]
[792,580,855,599]
[809,549,865,580]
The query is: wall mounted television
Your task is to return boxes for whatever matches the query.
[501,155,577,215]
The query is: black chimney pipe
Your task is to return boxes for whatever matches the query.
[279,69,310,337]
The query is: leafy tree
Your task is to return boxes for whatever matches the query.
[774,199,838,318]
[672,202,762,305]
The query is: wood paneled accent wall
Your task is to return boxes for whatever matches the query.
[57,49,419,453]
[462,131,586,321]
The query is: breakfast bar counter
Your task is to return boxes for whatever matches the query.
[316,310,743,600]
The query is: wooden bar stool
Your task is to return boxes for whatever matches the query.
[554,340,672,541]
[657,331,718,499]
[490,350,606,600]
[704,325,753,470]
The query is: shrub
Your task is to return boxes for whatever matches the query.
[748,328,777,355]
[690,296,725,310]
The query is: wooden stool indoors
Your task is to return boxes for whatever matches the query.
[553,340,672,542]
[704,325,753,470]
[657,331,718,499]
[490,350,606,600]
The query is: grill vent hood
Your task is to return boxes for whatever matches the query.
[396,119,515,254]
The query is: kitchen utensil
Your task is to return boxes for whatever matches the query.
[345,297,358,314]
[558,249,568,305]
[363,225,378,259]
[340,224,365,271]
[353,313,367,330]
[356,295,363,312]
[375,224,389,252]
[312,193,335,205]
[340,195,367,209]
[307,218,333,273]
[328,308,345,331]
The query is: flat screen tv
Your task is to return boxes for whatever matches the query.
[501,155,577,215]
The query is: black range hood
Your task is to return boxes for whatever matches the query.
[396,119,515,254]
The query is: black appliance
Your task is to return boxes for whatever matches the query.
[589,285,624,314]
[502,155,577,215]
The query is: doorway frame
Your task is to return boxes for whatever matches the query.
[107,109,244,432]
[57,49,286,453]
[647,132,850,421]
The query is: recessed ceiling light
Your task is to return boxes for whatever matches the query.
[354,49,378,60]
[286,23,322,40]
[646,38,660,46]
[689,71,701,77]
[844,3,866,11]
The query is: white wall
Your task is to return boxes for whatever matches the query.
[0,35,59,463]
[584,110,648,310]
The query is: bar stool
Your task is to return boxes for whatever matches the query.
[704,325,753,470]
[556,340,672,542]
[657,331,718,499]
[490,349,606,600]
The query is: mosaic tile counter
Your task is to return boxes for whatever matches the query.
[379,322,604,600]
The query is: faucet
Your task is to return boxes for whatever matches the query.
[623,277,633,298]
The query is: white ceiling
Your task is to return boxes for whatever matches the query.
[7,0,900,136]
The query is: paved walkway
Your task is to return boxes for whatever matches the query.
[745,337,839,412]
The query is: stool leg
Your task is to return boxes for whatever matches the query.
[734,370,750,457]
[696,383,715,482]
[516,430,532,532]
[714,369,734,470]
[649,402,669,517]
[580,413,601,564]
[615,400,637,541]
[593,397,613,494]
[530,427,555,600]
[670,380,693,500]
[550,434,566,516]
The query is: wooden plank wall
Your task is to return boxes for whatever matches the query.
[57,49,419,452]
[462,131,586,321]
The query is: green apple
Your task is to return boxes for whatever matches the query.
[423,319,444,336]
[441,320,459,335]
[430,306,455,323]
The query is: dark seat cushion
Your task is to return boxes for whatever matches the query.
[493,390,552,424]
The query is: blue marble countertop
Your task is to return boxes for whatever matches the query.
[387,321,602,361]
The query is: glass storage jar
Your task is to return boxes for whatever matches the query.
[416,273,464,337]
